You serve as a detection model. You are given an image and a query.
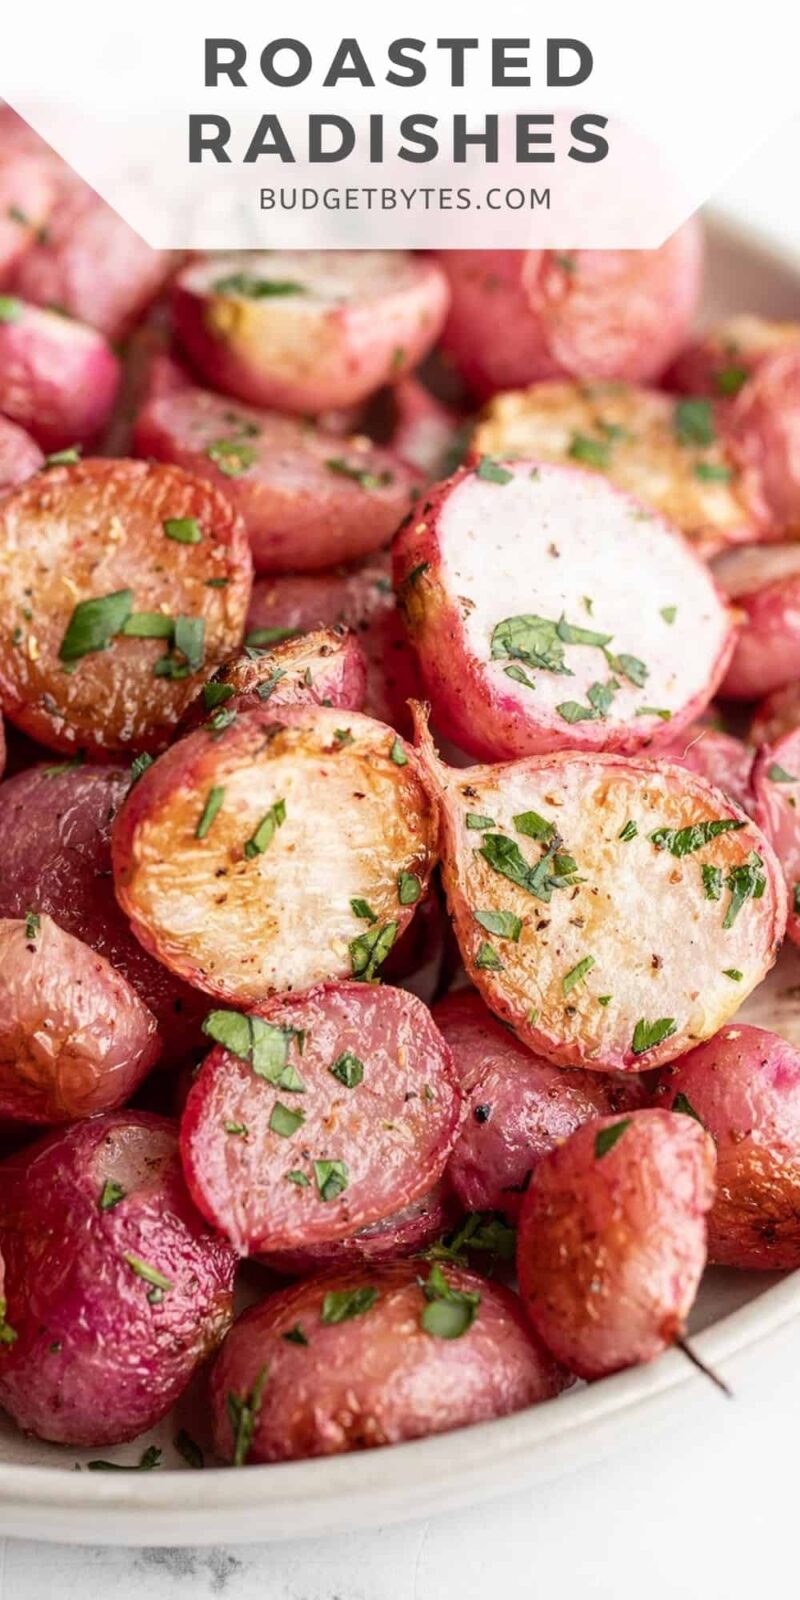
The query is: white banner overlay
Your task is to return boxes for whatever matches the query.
[1,0,798,249]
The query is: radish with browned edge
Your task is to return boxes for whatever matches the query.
[172,251,450,414]
[394,459,735,761]
[112,706,438,1003]
[0,459,252,757]
[415,709,785,1072]
[176,626,367,737]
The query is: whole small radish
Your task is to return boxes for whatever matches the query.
[516,1108,716,1378]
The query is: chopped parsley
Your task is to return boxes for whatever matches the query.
[768,763,797,783]
[202,1009,306,1092]
[397,870,421,905]
[474,908,522,941]
[244,626,299,649]
[475,941,503,970]
[58,589,134,662]
[203,681,236,711]
[313,1159,348,1202]
[227,1367,268,1466]
[672,1091,703,1122]
[594,1119,632,1158]
[716,365,748,397]
[389,737,408,766]
[163,517,202,545]
[123,1254,172,1304]
[631,1017,677,1055]
[207,437,257,477]
[350,898,377,923]
[213,273,306,298]
[513,811,555,842]
[694,462,732,483]
[24,910,40,940]
[196,785,225,840]
[243,798,286,858]
[87,1446,162,1473]
[320,1287,378,1325]
[466,812,495,831]
[98,1180,125,1211]
[649,818,744,857]
[325,458,393,491]
[349,922,397,982]
[475,456,514,485]
[330,1052,364,1088]
[723,968,743,981]
[568,433,611,470]
[282,1324,309,1346]
[723,851,766,929]
[420,1264,480,1339]
[674,398,716,447]
[562,955,595,995]
[702,864,724,900]
[660,606,677,625]
[0,296,22,324]
[618,819,638,842]
[174,1431,204,1469]
[268,1101,305,1138]
[479,831,580,904]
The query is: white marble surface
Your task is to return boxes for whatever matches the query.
[3,115,800,1600]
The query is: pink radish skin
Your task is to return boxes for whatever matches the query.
[180,983,462,1254]
[517,1109,716,1378]
[259,1179,457,1278]
[0,1113,236,1445]
[0,764,207,1063]
[662,722,754,813]
[656,1024,800,1269]
[393,459,736,761]
[0,154,54,284]
[210,1260,569,1464]
[724,347,800,535]
[0,415,43,492]
[714,542,800,700]
[751,683,800,747]
[0,914,161,1123]
[11,183,173,342]
[112,706,438,1004]
[176,627,368,737]
[172,251,451,414]
[434,224,703,399]
[388,379,464,480]
[416,713,786,1073]
[246,554,422,733]
[0,298,120,450]
[134,385,420,573]
[435,990,646,1220]
[668,315,800,399]
[752,728,800,946]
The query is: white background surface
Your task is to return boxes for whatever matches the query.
[2,115,800,1600]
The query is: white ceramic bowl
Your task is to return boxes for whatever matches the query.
[1,212,799,1546]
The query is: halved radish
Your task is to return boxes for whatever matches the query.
[517,1108,715,1378]
[714,541,800,700]
[171,251,450,413]
[176,626,367,736]
[416,710,785,1072]
[180,982,461,1253]
[435,225,702,398]
[112,705,438,1003]
[134,385,420,572]
[393,459,735,761]
[0,459,252,757]
[471,381,754,559]
[752,728,800,946]
[0,414,43,493]
[668,314,800,399]
[0,297,120,450]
